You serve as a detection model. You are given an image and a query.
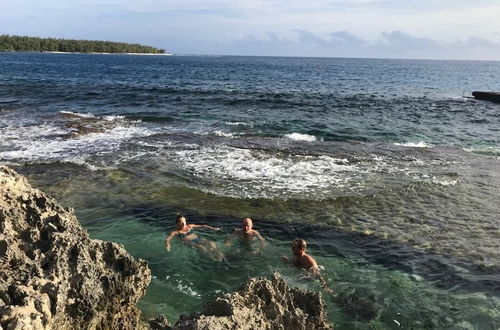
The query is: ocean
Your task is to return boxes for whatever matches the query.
[1,52,499,329]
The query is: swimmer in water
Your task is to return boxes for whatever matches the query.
[282,238,335,295]
[224,218,265,255]
[165,214,224,261]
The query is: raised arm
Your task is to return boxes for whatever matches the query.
[165,231,178,252]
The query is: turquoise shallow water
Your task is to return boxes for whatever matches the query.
[84,211,500,329]
[1,53,500,328]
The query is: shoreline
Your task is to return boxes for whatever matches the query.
[0,50,173,56]
[44,51,173,56]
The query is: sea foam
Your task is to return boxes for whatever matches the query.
[168,145,355,199]
[0,120,155,168]
[59,110,96,118]
[284,133,317,142]
[394,141,432,148]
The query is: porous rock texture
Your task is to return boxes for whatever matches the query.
[152,273,333,330]
[0,165,151,329]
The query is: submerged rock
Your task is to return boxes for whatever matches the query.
[0,165,151,329]
[155,273,333,330]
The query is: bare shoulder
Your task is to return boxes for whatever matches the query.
[304,255,319,269]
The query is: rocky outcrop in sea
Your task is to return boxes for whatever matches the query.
[0,165,151,329]
[150,273,333,330]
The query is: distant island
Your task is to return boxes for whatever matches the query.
[0,35,167,54]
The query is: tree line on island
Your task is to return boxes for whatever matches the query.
[0,35,167,54]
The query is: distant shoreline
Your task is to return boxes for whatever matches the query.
[43,51,173,56]
[0,35,168,55]
[0,51,173,56]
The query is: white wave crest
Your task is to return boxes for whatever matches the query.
[225,121,250,126]
[60,111,138,123]
[284,133,317,142]
[0,124,154,165]
[103,115,128,122]
[432,178,458,186]
[212,130,235,137]
[59,110,95,118]
[394,141,432,148]
[167,146,355,199]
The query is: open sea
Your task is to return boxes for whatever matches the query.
[1,52,500,329]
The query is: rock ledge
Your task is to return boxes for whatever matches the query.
[0,165,151,329]
[151,273,333,330]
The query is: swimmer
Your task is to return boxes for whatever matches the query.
[282,238,335,295]
[224,218,265,255]
[165,214,224,261]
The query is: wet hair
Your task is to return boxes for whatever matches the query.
[292,238,307,250]
[243,218,253,225]
[176,213,185,223]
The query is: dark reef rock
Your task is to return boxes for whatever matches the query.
[0,165,151,329]
[155,273,333,330]
[472,91,500,103]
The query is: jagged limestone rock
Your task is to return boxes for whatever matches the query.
[161,273,333,330]
[0,165,151,329]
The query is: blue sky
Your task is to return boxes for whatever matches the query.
[2,0,500,60]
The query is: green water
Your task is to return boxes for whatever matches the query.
[17,164,500,329]
[86,216,500,329]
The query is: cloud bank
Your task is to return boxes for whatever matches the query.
[2,0,500,60]
[217,30,500,60]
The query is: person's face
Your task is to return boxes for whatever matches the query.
[177,217,186,228]
[242,219,252,233]
[292,244,304,256]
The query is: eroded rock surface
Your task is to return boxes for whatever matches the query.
[0,165,151,329]
[153,273,333,330]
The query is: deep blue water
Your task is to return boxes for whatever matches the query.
[1,52,500,329]
[2,53,500,148]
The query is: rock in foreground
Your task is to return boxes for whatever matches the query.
[0,165,151,329]
[152,273,333,330]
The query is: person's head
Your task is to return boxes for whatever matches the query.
[176,213,187,229]
[242,218,253,233]
[291,238,307,256]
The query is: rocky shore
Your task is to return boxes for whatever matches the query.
[0,165,151,329]
[151,273,333,330]
[0,165,333,329]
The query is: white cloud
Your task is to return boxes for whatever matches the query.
[219,30,500,60]
[379,31,438,49]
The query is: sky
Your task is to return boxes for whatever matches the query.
[2,0,500,60]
